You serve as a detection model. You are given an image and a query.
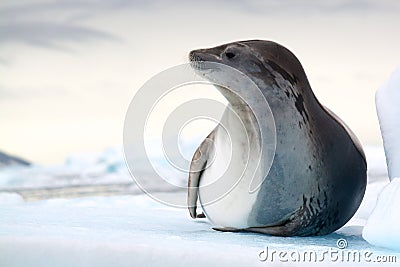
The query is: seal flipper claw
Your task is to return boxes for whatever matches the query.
[196,212,206,218]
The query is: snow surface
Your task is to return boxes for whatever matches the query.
[0,145,399,266]
[0,146,133,189]
[0,193,399,267]
[0,136,203,190]
[363,178,400,252]
[0,192,24,205]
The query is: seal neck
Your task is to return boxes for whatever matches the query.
[220,97,262,149]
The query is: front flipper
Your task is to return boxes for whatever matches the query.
[187,132,215,219]
[196,213,206,218]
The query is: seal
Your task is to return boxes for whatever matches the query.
[187,40,367,236]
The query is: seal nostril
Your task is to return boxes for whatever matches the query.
[189,51,202,62]
[225,52,235,59]
[189,51,194,61]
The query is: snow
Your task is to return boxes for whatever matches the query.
[0,146,132,189]
[363,178,400,252]
[363,146,388,179]
[0,138,199,190]
[362,65,400,252]
[375,65,400,180]
[0,193,399,267]
[351,179,388,221]
[0,192,24,205]
[0,144,399,266]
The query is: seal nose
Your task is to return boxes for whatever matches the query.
[189,50,202,62]
[189,50,219,63]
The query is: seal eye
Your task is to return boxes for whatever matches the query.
[225,52,236,59]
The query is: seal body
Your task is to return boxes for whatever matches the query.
[187,40,367,236]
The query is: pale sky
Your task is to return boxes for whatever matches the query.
[1,0,400,164]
